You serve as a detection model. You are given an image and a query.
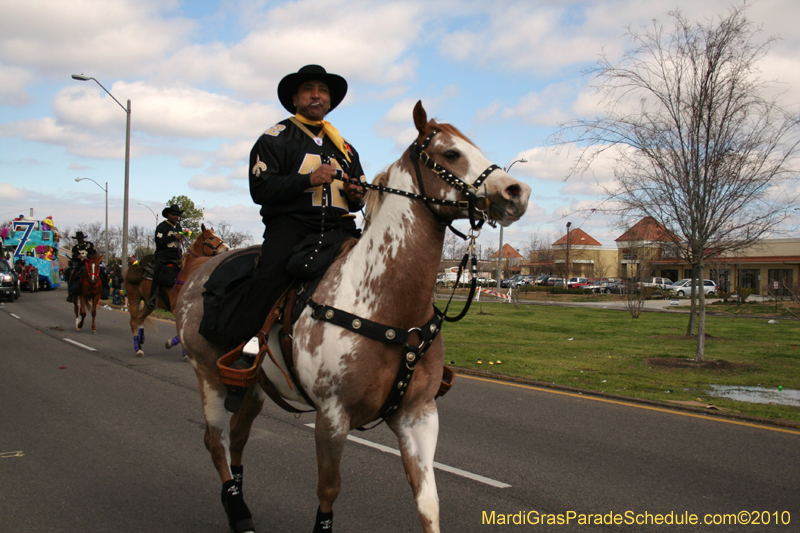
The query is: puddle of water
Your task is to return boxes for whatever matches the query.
[707,385,800,407]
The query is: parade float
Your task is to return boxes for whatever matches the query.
[1,214,62,290]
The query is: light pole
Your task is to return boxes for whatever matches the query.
[72,74,131,277]
[496,158,527,287]
[138,203,158,225]
[138,203,158,250]
[75,177,108,261]
[565,221,572,282]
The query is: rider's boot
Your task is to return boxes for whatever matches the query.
[145,290,157,310]
[224,338,258,413]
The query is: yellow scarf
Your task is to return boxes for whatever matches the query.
[293,114,351,163]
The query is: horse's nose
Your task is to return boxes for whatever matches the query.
[504,181,530,201]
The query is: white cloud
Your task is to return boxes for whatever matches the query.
[0,0,194,75]
[0,64,33,105]
[188,174,236,192]
[0,182,25,201]
[54,83,282,141]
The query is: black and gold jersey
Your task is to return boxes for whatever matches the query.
[249,117,365,230]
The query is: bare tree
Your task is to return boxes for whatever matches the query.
[441,231,469,261]
[207,220,255,250]
[482,242,497,262]
[127,225,154,260]
[555,4,800,361]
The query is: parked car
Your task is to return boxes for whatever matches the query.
[501,275,525,288]
[546,277,565,287]
[534,275,551,285]
[0,258,20,302]
[580,277,609,288]
[637,276,673,290]
[585,280,623,294]
[566,277,589,288]
[670,279,717,297]
[476,276,496,286]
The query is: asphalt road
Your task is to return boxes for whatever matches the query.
[1,288,799,532]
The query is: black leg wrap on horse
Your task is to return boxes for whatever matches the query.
[313,507,333,532]
[221,479,254,533]
[231,464,243,491]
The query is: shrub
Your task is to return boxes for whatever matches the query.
[716,290,733,302]
[736,287,755,303]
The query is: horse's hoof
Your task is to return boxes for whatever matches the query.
[93,330,97,335]
[136,350,145,358]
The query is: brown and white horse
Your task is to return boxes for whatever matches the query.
[175,102,530,532]
[74,255,103,334]
[124,224,228,357]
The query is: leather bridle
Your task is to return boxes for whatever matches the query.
[334,129,501,235]
[409,129,500,232]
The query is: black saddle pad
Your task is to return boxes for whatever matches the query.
[198,247,261,346]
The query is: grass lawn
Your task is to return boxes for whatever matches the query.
[439,300,800,425]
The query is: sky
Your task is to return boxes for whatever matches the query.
[2,0,800,256]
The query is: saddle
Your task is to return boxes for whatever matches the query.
[216,280,456,417]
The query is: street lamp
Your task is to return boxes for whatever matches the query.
[138,203,158,225]
[72,74,131,277]
[75,177,108,262]
[497,158,528,288]
[565,221,572,282]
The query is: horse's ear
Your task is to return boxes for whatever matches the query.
[201,223,206,232]
[413,101,427,135]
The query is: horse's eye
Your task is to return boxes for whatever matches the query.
[443,150,460,161]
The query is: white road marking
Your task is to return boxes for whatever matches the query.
[63,338,97,352]
[10,313,20,319]
[305,423,511,488]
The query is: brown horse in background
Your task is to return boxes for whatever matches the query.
[73,255,103,334]
[124,224,228,357]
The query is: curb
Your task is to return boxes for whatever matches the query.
[450,366,800,432]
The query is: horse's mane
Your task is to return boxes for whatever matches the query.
[363,171,389,231]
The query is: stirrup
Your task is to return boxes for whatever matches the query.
[223,340,258,413]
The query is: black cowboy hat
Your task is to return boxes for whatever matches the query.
[162,204,184,217]
[277,65,347,115]
[73,231,85,239]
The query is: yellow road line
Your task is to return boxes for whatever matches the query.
[461,374,800,436]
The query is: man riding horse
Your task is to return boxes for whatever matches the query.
[146,204,186,310]
[196,65,366,530]
[199,65,366,351]
[65,231,104,302]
